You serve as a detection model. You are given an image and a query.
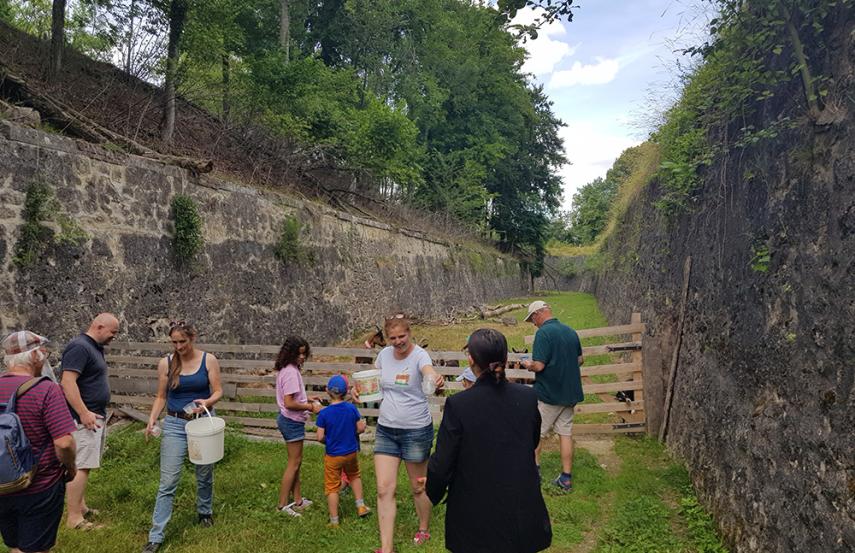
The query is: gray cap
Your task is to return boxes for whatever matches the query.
[455,367,477,382]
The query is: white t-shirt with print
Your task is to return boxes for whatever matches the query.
[375,345,433,429]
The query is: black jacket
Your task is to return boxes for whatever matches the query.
[426,377,552,553]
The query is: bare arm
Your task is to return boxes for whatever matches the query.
[60,371,99,429]
[146,357,170,437]
[356,418,367,434]
[419,364,445,390]
[197,354,223,409]
[283,394,321,414]
[316,427,325,443]
[53,433,77,481]
[522,360,546,373]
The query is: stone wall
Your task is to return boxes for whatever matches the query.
[584,25,855,553]
[0,121,527,344]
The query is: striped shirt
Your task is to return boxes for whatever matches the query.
[0,374,77,495]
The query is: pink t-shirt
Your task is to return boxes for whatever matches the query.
[276,364,308,422]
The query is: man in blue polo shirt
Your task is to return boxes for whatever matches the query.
[60,313,119,529]
[521,301,584,492]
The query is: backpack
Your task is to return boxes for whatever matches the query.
[0,376,49,495]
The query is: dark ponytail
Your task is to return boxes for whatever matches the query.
[467,329,508,384]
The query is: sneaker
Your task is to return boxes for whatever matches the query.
[278,503,302,517]
[292,498,313,511]
[552,473,573,492]
[413,530,431,545]
[198,514,214,527]
[141,542,160,553]
[357,505,372,517]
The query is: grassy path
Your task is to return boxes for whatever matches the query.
[48,292,728,553]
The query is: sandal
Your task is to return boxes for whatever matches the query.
[71,520,103,531]
[83,508,101,520]
[413,530,431,545]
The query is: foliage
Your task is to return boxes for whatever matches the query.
[273,215,314,266]
[170,194,203,264]
[13,180,54,267]
[653,0,852,219]
[750,242,771,273]
[13,179,89,267]
[1,0,570,273]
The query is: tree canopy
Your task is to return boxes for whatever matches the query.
[2,0,575,271]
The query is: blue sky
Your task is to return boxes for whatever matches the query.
[512,1,712,210]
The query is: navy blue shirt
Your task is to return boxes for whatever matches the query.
[166,353,212,413]
[316,402,362,457]
[61,334,110,419]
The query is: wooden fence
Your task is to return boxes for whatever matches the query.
[106,313,646,439]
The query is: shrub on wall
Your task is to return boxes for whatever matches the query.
[171,194,204,265]
[274,215,314,266]
[14,180,89,267]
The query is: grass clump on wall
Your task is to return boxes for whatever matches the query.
[274,215,314,266]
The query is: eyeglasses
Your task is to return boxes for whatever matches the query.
[169,319,187,329]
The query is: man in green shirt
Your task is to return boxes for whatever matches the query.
[521,301,584,492]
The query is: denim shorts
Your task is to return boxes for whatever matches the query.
[374,423,434,463]
[277,413,306,443]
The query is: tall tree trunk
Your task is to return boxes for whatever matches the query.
[48,0,66,81]
[124,0,136,74]
[161,0,188,144]
[279,0,290,63]
[221,52,230,124]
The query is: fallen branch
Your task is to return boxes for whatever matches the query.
[478,303,524,319]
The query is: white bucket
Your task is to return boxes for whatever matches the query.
[353,369,383,403]
[185,405,226,465]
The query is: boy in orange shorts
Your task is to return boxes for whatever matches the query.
[316,375,371,526]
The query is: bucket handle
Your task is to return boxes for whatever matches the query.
[194,402,216,431]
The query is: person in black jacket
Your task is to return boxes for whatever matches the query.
[424,328,552,553]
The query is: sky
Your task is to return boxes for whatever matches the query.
[512,1,713,211]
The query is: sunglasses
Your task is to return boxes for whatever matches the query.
[169,319,188,330]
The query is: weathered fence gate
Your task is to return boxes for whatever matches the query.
[106,313,646,439]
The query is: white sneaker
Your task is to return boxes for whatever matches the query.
[292,498,313,511]
[278,503,302,517]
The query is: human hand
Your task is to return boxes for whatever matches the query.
[351,386,360,402]
[433,373,445,391]
[190,399,208,414]
[414,476,426,494]
[310,401,322,414]
[80,410,100,431]
[63,465,77,482]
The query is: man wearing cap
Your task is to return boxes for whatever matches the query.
[0,331,78,552]
[60,313,119,529]
[456,367,477,390]
[521,301,584,492]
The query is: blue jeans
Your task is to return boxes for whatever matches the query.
[148,415,214,544]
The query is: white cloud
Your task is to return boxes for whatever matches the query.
[558,123,640,209]
[549,58,621,88]
[512,7,576,77]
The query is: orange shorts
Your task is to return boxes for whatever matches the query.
[324,452,360,495]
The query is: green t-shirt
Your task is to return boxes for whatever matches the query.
[532,318,584,406]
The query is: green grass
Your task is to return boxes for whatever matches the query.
[52,429,727,553]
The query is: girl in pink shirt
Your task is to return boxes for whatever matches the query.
[274,336,321,516]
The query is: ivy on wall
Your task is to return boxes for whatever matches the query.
[171,194,204,265]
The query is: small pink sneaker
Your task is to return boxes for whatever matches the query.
[413,530,431,545]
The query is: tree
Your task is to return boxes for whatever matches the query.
[159,0,189,144]
[47,0,66,80]
[279,0,289,63]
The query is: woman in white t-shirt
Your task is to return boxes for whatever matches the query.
[362,315,444,553]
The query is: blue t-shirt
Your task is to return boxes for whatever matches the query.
[316,402,362,457]
[61,334,110,419]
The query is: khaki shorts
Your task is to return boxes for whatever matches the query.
[538,402,575,438]
[72,419,106,469]
[323,452,360,495]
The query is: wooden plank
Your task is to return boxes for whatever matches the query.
[630,311,644,411]
[583,380,644,394]
[115,406,150,423]
[575,401,644,415]
[109,368,276,384]
[576,323,646,339]
[573,423,646,435]
[660,257,692,442]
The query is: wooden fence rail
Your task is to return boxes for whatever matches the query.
[105,316,646,438]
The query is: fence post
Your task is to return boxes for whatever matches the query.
[628,311,645,425]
